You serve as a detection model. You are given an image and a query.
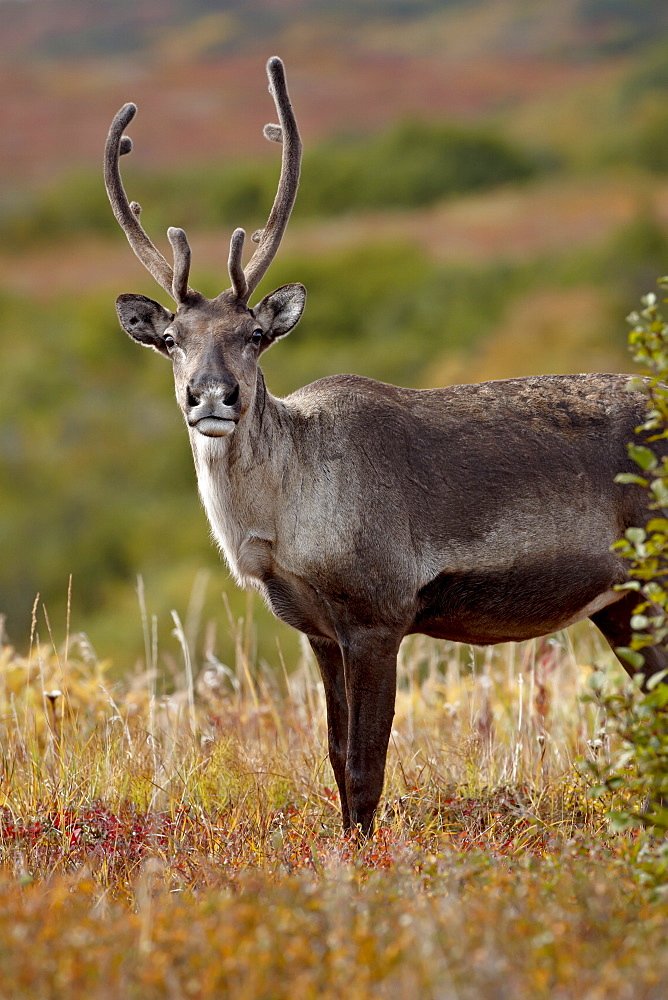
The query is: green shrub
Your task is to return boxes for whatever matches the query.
[614,288,668,658]
[586,283,668,836]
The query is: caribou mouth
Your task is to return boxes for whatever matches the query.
[192,416,237,438]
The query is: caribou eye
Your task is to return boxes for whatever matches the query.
[164,333,176,350]
[251,328,263,346]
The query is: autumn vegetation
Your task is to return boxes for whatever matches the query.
[2,1,668,995]
[1,598,667,998]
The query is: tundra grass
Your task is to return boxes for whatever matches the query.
[0,606,666,999]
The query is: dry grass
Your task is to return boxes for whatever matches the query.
[0,602,665,999]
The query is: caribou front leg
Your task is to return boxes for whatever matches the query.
[340,628,400,837]
[309,636,351,829]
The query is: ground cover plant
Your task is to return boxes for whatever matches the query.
[1,594,667,999]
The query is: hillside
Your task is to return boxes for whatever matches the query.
[2,0,668,187]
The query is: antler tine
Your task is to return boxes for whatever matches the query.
[104,103,175,297]
[167,227,193,304]
[227,228,249,300]
[241,57,302,300]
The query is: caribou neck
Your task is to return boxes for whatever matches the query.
[189,370,299,585]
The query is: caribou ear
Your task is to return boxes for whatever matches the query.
[116,293,174,356]
[252,283,306,348]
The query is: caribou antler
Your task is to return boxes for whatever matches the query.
[106,58,299,306]
[227,227,248,300]
[104,103,193,303]
[167,227,192,303]
[228,56,302,302]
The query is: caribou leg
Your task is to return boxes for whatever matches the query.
[309,636,351,829]
[590,590,668,681]
[340,628,400,837]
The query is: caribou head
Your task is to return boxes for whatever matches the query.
[105,57,305,439]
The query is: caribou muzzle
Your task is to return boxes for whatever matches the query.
[187,383,240,437]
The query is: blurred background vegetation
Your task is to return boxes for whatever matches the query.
[3,0,668,671]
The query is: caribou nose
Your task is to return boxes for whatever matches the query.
[223,383,239,407]
[186,380,240,410]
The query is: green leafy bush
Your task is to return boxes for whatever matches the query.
[586,284,668,834]
[614,288,668,657]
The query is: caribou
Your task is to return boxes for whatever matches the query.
[105,57,667,835]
